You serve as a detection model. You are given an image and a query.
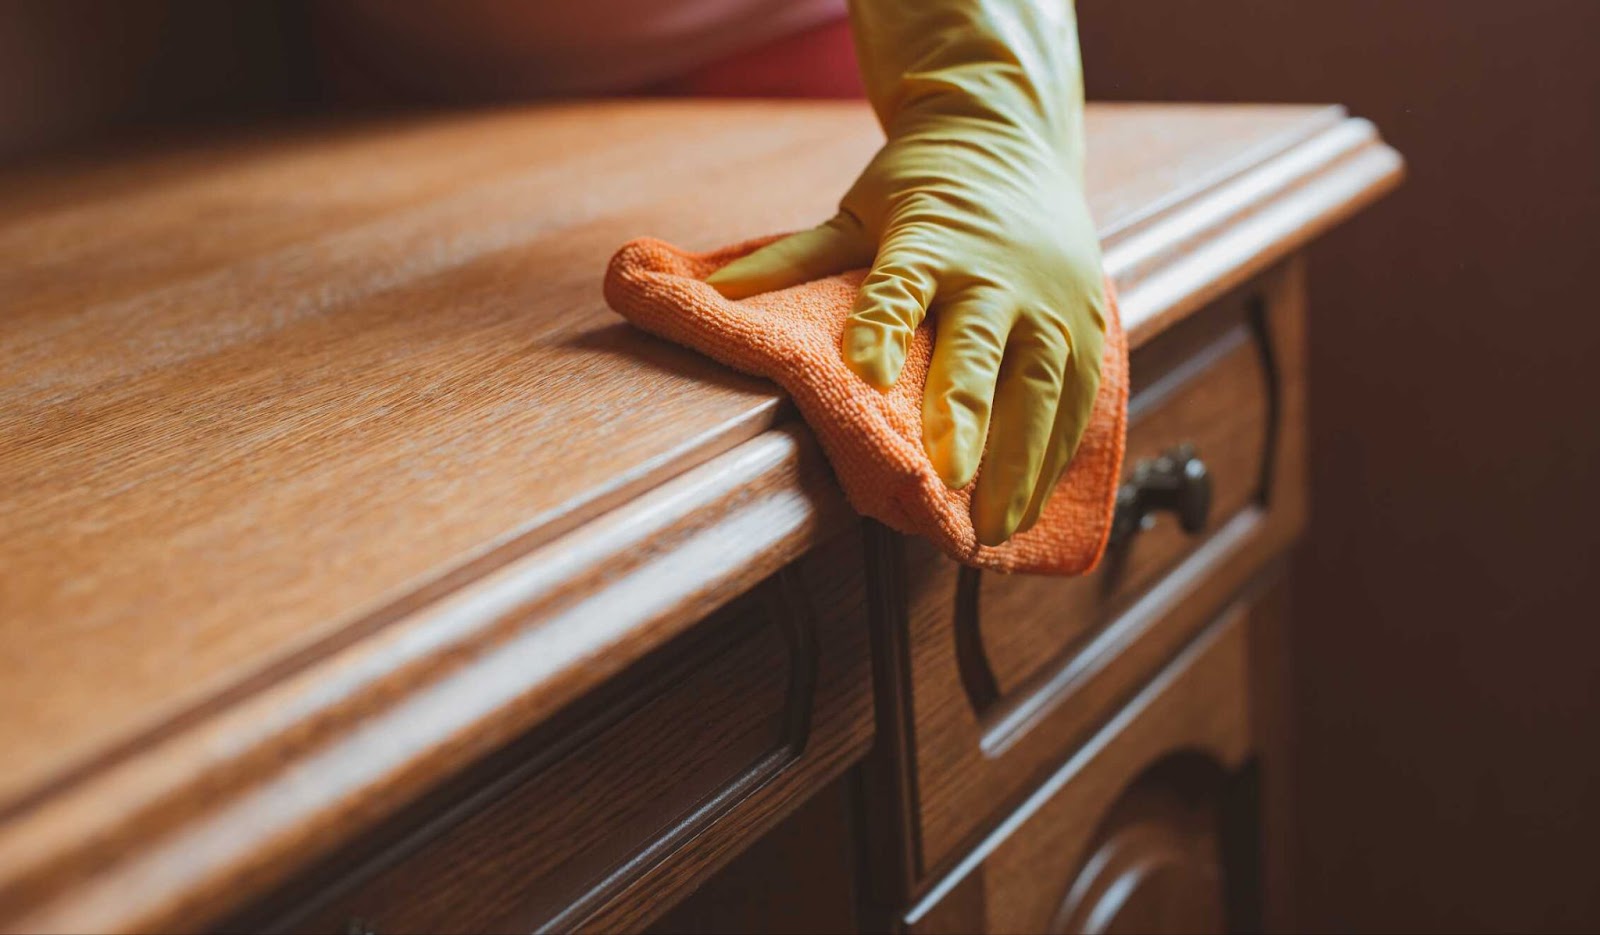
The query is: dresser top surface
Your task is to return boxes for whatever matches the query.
[0,101,1370,815]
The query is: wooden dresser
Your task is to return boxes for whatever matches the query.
[0,102,1399,934]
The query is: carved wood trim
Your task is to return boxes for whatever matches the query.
[953,567,1001,715]
[856,522,927,916]
[1049,754,1232,935]
[1248,293,1284,509]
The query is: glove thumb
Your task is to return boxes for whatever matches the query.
[706,213,872,300]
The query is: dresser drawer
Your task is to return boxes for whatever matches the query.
[904,598,1257,934]
[259,536,873,935]
[867,261,1310,885]
[974,285,1272,701]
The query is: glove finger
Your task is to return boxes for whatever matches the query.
[1016,298,1107,533]
[705,213,872,300]
[843,228,939,388]
[921,288,1012,490]
[1014,353,1099,536]
[973,318,1070,547]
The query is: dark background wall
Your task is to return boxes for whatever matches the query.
[1079,2,1600,931]
[0,0,311,163]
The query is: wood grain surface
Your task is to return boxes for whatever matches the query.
[0,102,1398,932]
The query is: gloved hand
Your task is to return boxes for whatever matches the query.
[708,0,1107,546]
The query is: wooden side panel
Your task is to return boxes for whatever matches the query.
[576,535,877,933]
[0,428,856,935]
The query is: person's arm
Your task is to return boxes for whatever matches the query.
[709,0,1105,546]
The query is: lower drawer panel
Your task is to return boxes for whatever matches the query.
[906,600,1257,934]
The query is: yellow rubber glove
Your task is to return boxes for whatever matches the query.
[707,0,1107,546]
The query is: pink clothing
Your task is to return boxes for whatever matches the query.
[652,16,862,98]
[321,0,851,99]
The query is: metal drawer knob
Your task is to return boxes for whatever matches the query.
[1108,444,1212,549]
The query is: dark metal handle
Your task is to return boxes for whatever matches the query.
[1108,444,1212,549]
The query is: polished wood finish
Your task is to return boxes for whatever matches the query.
[0,102,1398,933]
[2,104,876,818]
[0,102,1387,821]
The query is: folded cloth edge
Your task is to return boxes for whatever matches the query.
[604,234,1128,576]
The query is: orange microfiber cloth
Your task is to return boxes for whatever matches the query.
[604,235,1128,576]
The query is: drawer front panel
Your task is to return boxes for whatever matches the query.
[273,535,874,934]
[976,297,1271,699]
